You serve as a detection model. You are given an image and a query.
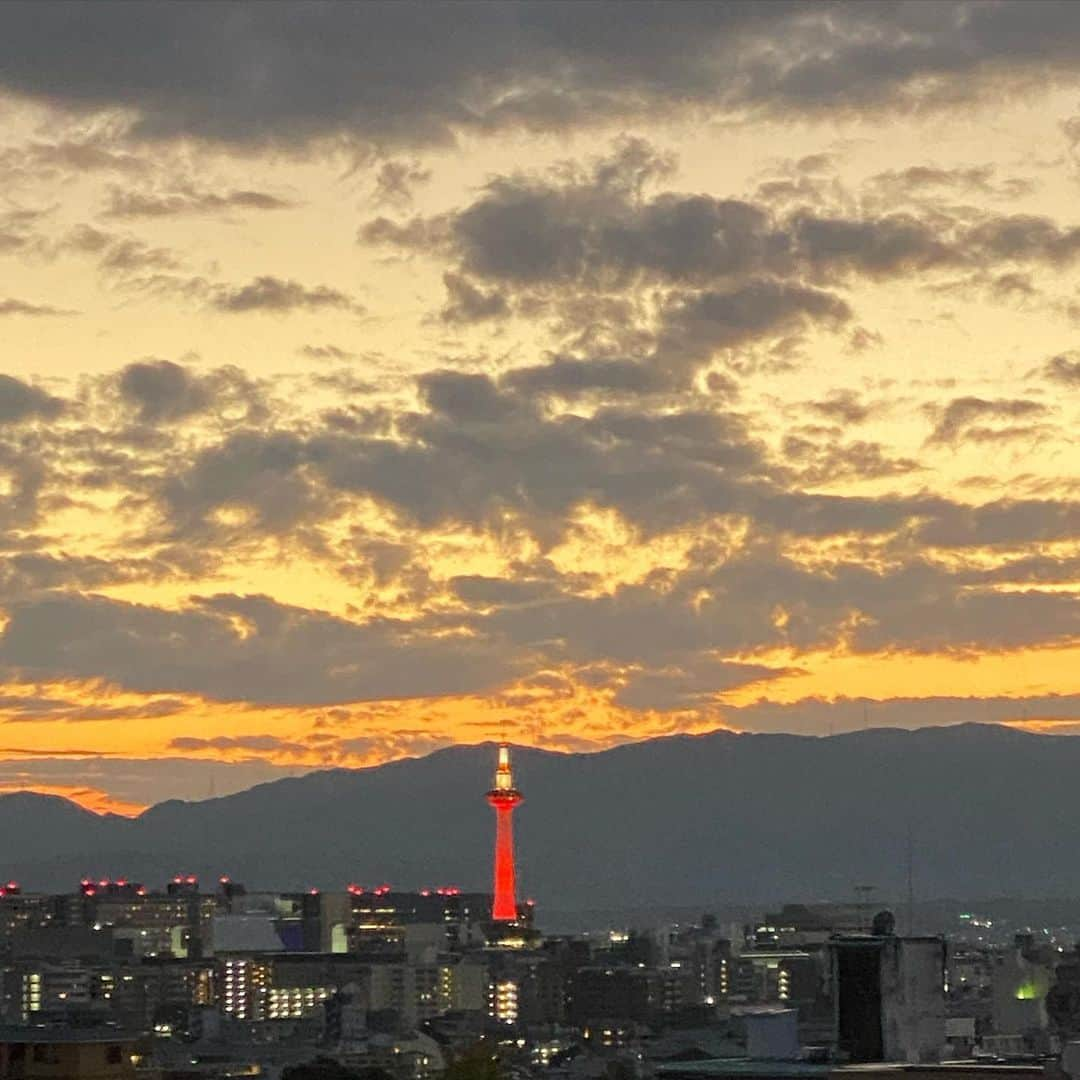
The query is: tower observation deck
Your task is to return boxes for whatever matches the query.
[486,744,523,922]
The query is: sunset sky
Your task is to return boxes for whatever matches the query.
[1,0,1078,814]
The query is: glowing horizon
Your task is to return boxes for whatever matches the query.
[0,2,1077,811]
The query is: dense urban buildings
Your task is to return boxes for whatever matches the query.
[2,748,1080,1080]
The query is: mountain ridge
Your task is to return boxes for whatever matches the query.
[1,723,1076,906]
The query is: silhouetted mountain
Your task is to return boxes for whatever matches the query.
[2,723,1079,907]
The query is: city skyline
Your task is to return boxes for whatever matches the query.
[0,1,1078,814]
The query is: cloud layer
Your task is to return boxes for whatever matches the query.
[0,1,1077,810]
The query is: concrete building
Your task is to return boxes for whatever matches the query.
[0,1027,139,1079]
[567,967,659,1027]
[757,905,880,949]
[832,934,946,1064]
[990,935,1053,1048]
[745,1009,801,1061]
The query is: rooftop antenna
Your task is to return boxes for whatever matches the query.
[906,822,915,936]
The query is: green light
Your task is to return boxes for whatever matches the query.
[1015,982,1040,1001]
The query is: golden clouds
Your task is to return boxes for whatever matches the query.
[0,16,1079,814]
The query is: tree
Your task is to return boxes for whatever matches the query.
[282,1056,374,1080]
[442,1041,503,1080]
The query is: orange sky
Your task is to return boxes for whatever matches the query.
[0,3,1077,812]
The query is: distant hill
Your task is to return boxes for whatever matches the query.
[2,724,1079,908]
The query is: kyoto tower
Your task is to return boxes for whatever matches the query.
[486,743,523,921]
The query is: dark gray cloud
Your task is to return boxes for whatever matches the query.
[803,389,880,425]
[654,281,850,373]
[786,211,955,280]
[614,658,790,711]
[103,185,296,219]
[439,272,510,324]
[866,164,1034,202]
[965,214,1080,265]
[1,540,1074,712]
[0,208,44,254]
[170,734,308,755]
[0,591,524,706]
[0,298,75,317]
[113,359,264,425]
[117,359,211,422]
[3,3,1080,146]
[781,435,921,485]
[0,350,1074,713]
[157,430,332,538]
[54,225,181,276]
[956,552,1080,587]
[924,396,1049,446]
[0,694,185,723]
[1043,352,1080,386]
[209,276,362,314]
[501,357,670,397]
[0,552,203,599]
[362,152,794,289]
[915,498,1080,548]
[418,370,521,424]
[0,376,64,424]
[363,144,1080,387]
[483,547,1080,665]
[0,440,50,532]
[0,137,150,185]
[154,386,782,542]
[142,363,1076,558]
[2,5,1076,735]
[369,142,1080,289]
[299,344,356,362]
[372,159,432,208]
[433,557,1078,705]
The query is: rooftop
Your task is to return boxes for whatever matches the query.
[0,1025,140,1045]
[656,1059,829,1078]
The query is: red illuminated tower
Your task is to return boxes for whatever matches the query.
[486,744,523,921]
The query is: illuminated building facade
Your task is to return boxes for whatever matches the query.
[343,886,489,955]
[220,957,271,1020]
[489,977,519,1025]
[0,892,53,962]
[486,744,523,922]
